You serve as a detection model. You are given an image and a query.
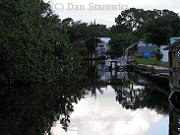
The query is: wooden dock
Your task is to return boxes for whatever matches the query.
[105,56,128,70]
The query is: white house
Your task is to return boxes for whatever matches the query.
[96,37,111,58]
[161,37,180,62]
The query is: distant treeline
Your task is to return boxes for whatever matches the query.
[109,8,180,57]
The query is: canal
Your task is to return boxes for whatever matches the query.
[0,62,179,135]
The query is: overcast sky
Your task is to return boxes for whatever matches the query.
[45,0,180,27]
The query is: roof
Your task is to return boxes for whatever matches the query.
[98,37,111,44]
[164,39,180,50]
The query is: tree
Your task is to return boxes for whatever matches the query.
[109,33,137,58]
[0,0,76,84]
[153,49,163,61]
[112,8,164,37]
[144,10,180,45]
[112,8,180,47]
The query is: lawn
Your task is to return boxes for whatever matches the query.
[130,56,169,68]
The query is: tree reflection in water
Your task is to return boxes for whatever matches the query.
[0,62,173,135]
[0,64,104,135]
[108,71,170,115]
[0,84,82,135]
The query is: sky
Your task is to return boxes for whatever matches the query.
[44,0,180,27]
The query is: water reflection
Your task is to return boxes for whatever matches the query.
[169,92,180,135]
[0,84,85,135]
[52,86,169,135]
[0,64,105,135]
[51,61,170,135]
[0,61,178,135]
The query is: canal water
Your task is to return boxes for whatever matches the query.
[0,62,179,135]
[51,87,169,135]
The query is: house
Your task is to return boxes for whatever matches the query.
[127,40,168,61]
[127,40,158,58]
[137,40,158,58]
[165,39,180,91]
[96,37,111,58]
[160,37,180,62]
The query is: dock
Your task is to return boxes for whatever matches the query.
[105,56,128,70]
[134,64,169,85]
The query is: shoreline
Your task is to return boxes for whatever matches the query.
[133,64,169,84]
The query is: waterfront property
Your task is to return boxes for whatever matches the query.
[165,39,180,91]
[128,40,168,62]
[127,40,158,58]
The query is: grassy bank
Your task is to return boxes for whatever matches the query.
[130,56,169,68]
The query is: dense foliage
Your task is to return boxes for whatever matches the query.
[0,0,75,84]
[144,10,180,45]
[109,33,137,58]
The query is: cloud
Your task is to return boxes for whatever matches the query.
[44,0,180,26]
